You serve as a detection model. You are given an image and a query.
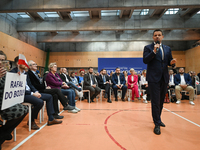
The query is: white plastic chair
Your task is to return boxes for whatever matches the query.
[81,81,90,103]
[23,102,44,131]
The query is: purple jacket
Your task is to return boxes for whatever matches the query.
[45,72,63,89]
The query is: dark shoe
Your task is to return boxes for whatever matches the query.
[115,98,118,101]
[154,125,161,135]
[107,99,112,103]
[53,114,64,119]
[63,105,74,110]
[0,120,3,125]
[31,122,40,130]
[4,133,12,141]
[78,88,82,92]
[160,122,166,127]
[122,98,125,102]
[91,99,94,102]
[104,93,108,98]
[47,119,62,126]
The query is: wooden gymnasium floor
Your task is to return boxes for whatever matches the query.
[2,95,200,150]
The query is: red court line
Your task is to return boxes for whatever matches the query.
[104,110,127,150]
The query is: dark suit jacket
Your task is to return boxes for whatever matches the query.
[97,74,110,87]
[59,73,72,83]
[174,73,192,86]
[10,67,37,95]
[143,42,173,83]
[83,73,97,87]
[111,73,126,86]
[28,70,46,92]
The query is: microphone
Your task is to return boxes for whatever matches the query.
[155,41,160,53]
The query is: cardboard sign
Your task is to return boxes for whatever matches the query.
[1,72,27,110]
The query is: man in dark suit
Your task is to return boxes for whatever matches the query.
[83,67,101,103]
[174,68,194,105]
[59,68,81,91]
[143,29,176,135]
[97,69,112,103]
[11,56,62,130]
[27,60,74,118]
[111,68,127,101]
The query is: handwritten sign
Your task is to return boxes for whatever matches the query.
[1,72,27,110]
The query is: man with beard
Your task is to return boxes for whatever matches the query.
[83,67,101,103]
[97,69,112,103]
[174,68,195,105]
[111,68,127,101]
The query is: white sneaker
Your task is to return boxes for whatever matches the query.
[68,109,78,113]
[75,106,81,112]
[142,95,147,100]
[143,100,148,104]
[189,101,195,105]
[176,100,181,104]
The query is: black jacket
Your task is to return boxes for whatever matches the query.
[97,74,109,86]
[28,70,46,92]
[59,73,72,83]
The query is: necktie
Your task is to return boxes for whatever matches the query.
[158,47,162,60]
[91,74,94,84]
[35,72,42,84]
[103,75,106,83]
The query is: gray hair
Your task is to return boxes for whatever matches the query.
[48,62,57,71]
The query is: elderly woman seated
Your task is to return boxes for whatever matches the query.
[45,62,80,113]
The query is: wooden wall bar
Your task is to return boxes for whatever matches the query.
[49,51,186,68]
[185,46,200,73]
[0,31,46,67]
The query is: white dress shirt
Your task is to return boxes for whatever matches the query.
[180,74,186,85]
[154,42,164,60]
[117,75,121,85]
[141,75,148,85]
[169,75,175,86]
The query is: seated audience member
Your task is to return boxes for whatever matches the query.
[59,68,82,92]
[58,68,63,76]
[174,68,195,105]
[141,70,150,102]
[191,71,199,88]
[27,60,74,118]
[0,51,28,148]
[78,69,85,86]
[11,57,62,129]
[127,68,140,102]
[169,70,175,89]
[70,72,83,100]
[123,71,128,86]
[83,67,101,103]
[109,71,114,80]
[111,68,127,101]
[45,63,80,113]
[97,69,112,103]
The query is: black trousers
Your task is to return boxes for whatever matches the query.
[112,85,127,99]
[24,93,55,121]
[148,76,168,126]
[99,83,111,99]
[0,113,27,145]
[141,85,150,100]
[42,88,68,114]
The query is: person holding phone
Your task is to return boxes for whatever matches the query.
[0,51,28,149]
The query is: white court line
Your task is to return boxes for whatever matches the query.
[164,108,200,127]
[11,110,65,150]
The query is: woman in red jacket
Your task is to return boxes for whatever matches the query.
[128,68,139,101]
